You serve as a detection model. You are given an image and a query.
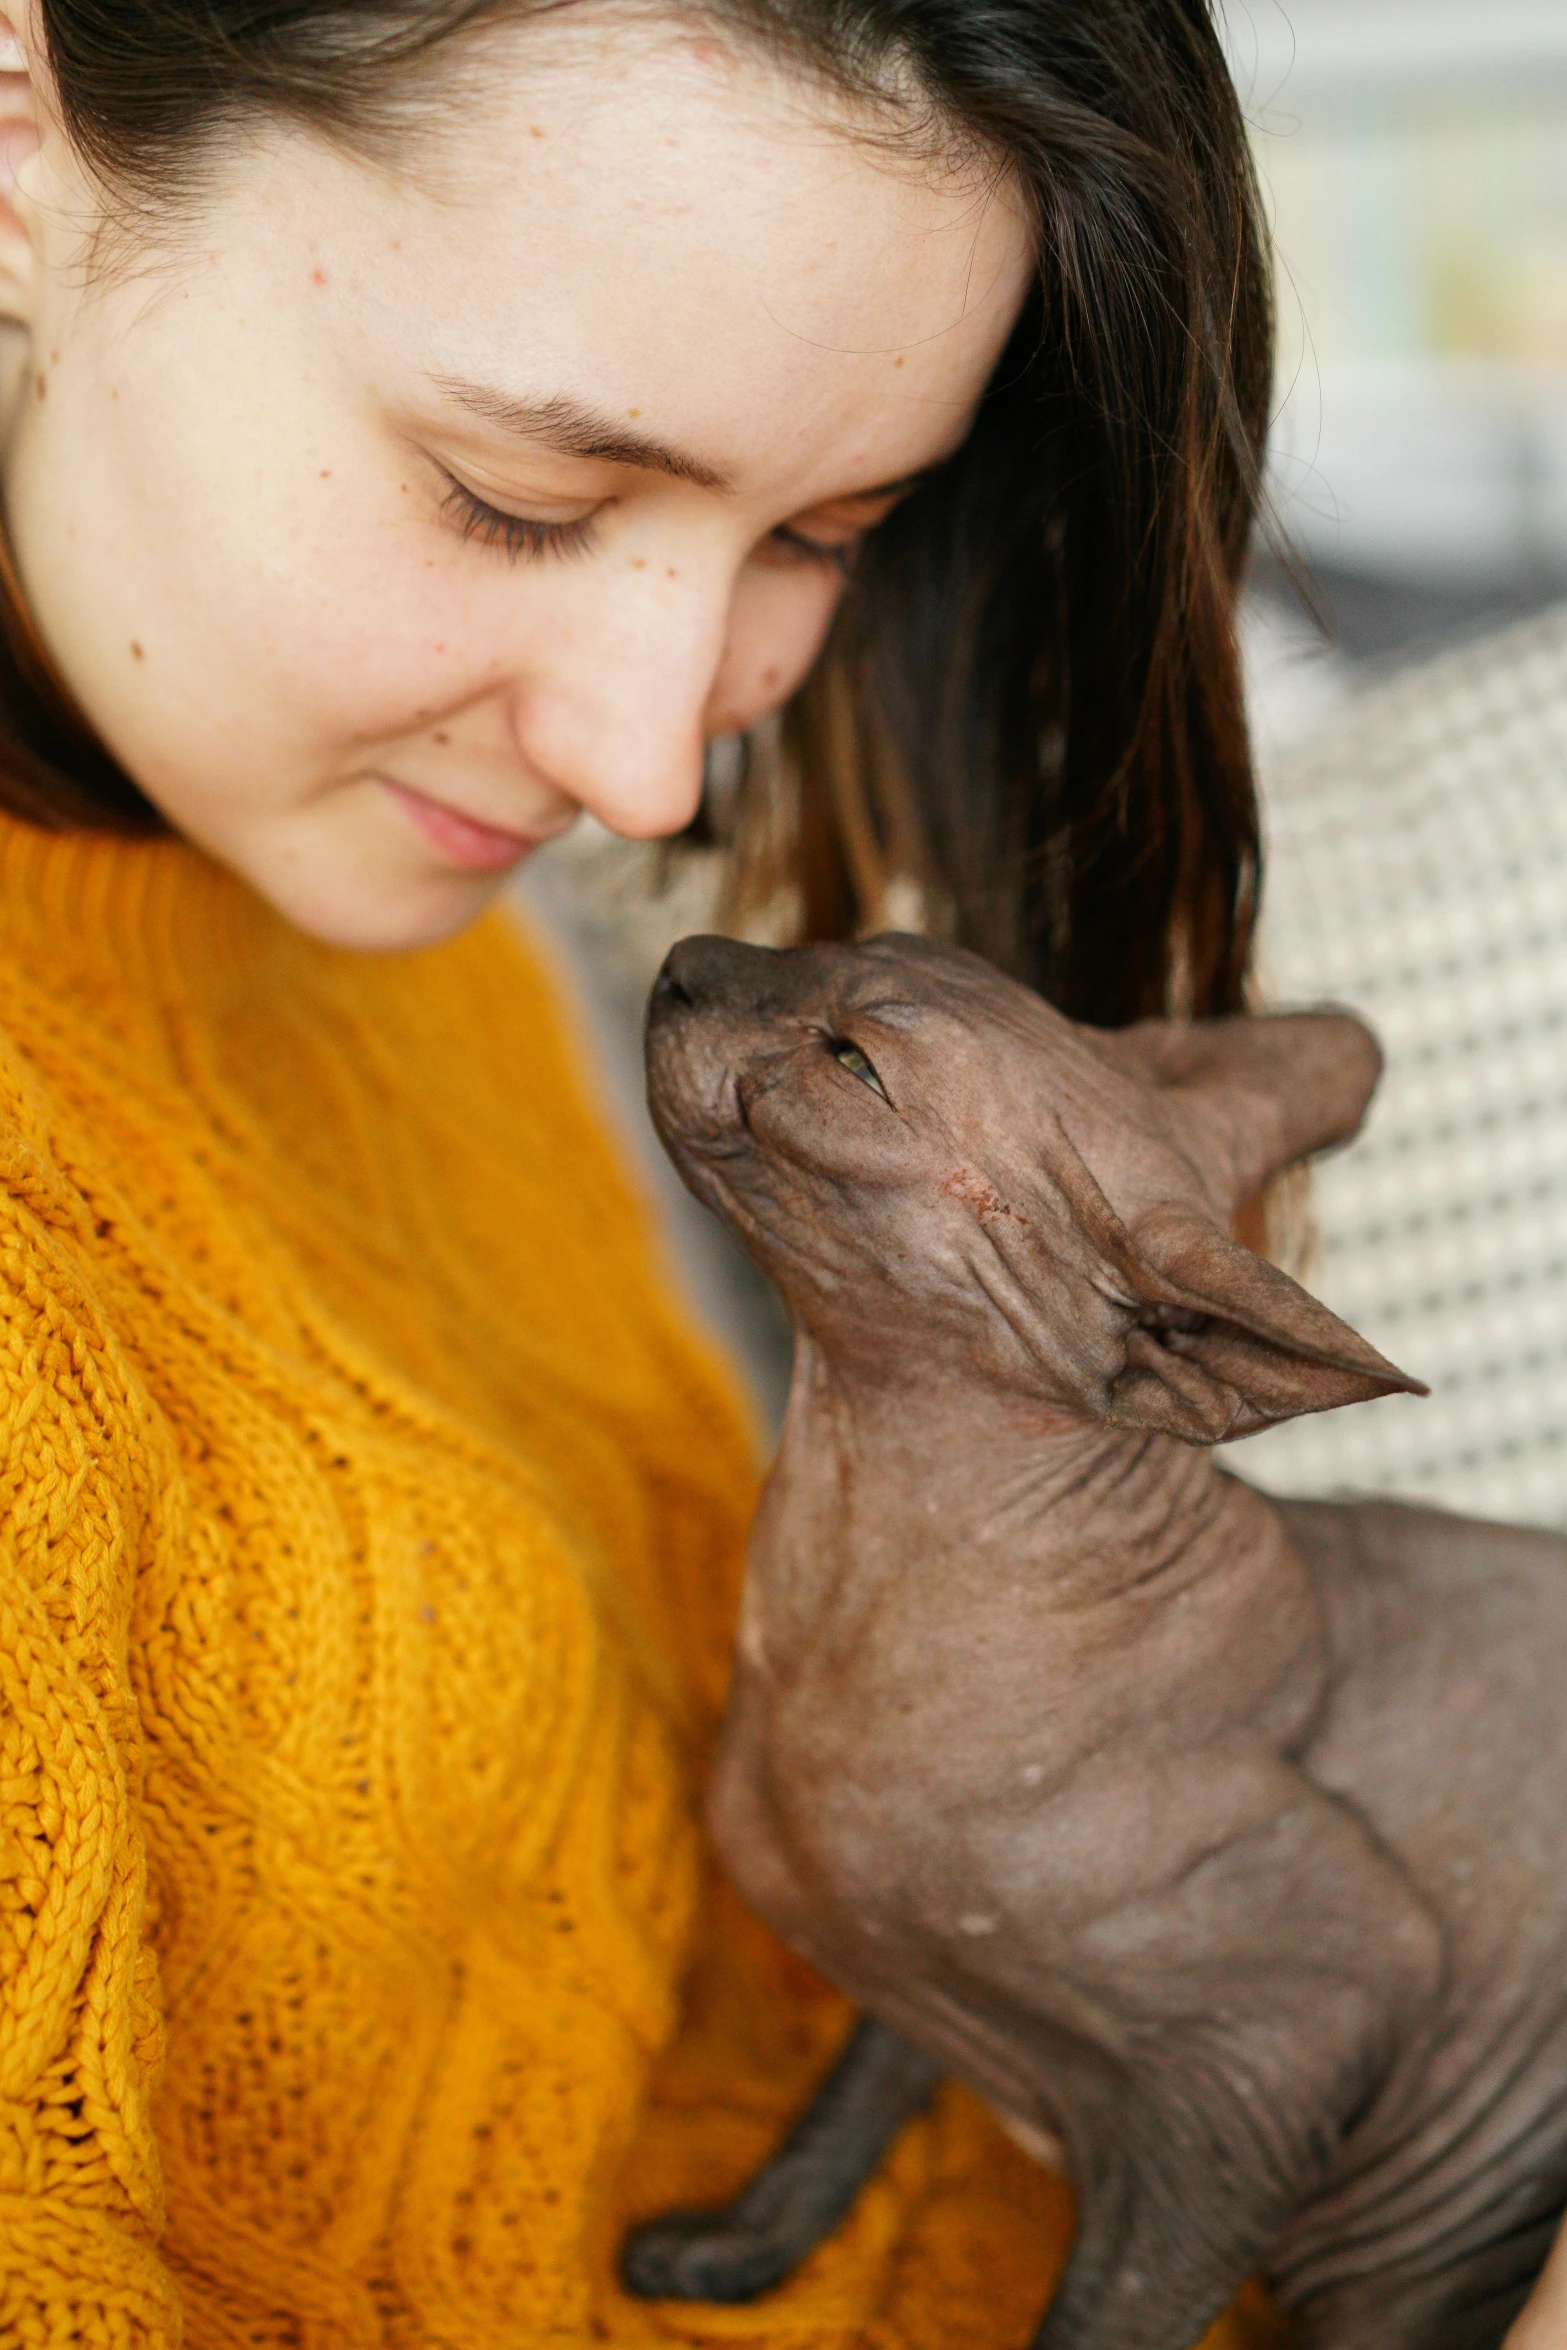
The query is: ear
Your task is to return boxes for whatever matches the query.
[1103,1010,1384,1215]
[1105,1203,1426,1445]
[0,10,49,331]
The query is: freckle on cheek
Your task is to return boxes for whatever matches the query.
[894,355,906,369]
[529,123,547,138]
[129,641,145,662]
[433,730,450,744]
[33,372,45,401]
[319,469,331,479]
[632,557,646,571]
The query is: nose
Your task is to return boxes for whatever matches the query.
[650,962,693,1009]
[653,935,784,1015]
[515,573,731,841]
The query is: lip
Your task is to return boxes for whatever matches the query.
[379,776,551,874]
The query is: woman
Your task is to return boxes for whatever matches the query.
[0,0,1403,2344]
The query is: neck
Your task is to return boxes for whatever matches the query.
[739,1332,1324,1814]
[756,1329,1280,1620]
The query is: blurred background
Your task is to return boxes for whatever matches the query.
[1220,0,1567,1523]
[1232,0,1567,750]
[523,0,1567,1528]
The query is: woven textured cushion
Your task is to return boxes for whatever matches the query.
[1238,599,1567,1529]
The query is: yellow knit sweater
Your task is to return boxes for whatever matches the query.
[0,813,1280,2350]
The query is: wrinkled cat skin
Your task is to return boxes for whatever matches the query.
[623,933,1567,2350]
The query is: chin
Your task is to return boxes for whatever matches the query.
[246,856,511,954]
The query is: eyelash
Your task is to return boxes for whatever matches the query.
[441,477,861,575]
[771,526,858,578]
[441,477,599,564]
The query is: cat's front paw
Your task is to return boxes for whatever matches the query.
[620,2209,801,2303]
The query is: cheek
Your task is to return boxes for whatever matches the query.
[706,558,843,735]
[15,389,512,783]
[6,292,517,786]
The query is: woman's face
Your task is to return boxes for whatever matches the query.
[0,9,1031,948]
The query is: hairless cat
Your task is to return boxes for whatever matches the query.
[621,932,1567,2350]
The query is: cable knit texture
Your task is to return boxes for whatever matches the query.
[0,813,1281,2350]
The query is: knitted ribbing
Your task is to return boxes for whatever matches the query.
[0,815,1276,2350]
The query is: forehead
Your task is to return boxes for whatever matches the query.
[319,10,1034,504]
[838,941,1048,1034]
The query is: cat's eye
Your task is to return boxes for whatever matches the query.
[832,1042,890,1103]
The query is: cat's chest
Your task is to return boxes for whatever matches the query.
[736,1502,1093,1779]
[714,1604,1081,1960]
[708,1660,1080,2167]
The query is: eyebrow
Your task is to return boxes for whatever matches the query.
[430,378,734,492]
[431,376,948,511]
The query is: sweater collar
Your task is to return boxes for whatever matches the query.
[0,806,297,1010]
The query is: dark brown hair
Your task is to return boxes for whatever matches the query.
[18,0,1271,1023]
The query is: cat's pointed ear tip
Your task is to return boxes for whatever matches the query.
[1105,1204,1434,1439]
[1268,1325,1429,1408]
[1338,1328,1428,1401]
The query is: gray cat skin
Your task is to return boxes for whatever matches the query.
[622,932,1567,2350]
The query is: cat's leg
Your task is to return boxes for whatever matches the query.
[620,2017,940,2302]
[1286,2271,1533,2350]
[1018,1760,1450,2350]
[1278,2195,1564,2350]
[1024,2096,1296,2350]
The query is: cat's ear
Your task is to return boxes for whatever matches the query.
[1101,1009,1384,1215]
[1105,1203,1425,1445]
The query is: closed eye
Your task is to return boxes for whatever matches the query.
[440,474,599,563]
[832,1041,891,1103]
[768,524,857,576]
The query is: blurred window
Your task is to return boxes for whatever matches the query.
[1227,0,1567,594]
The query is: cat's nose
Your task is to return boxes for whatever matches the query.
[651,962,694,1009]
[653,935,781,1015]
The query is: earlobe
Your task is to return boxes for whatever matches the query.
[1105,1204,1427,1445]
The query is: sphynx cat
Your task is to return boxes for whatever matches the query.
[621,931,1567,2350]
